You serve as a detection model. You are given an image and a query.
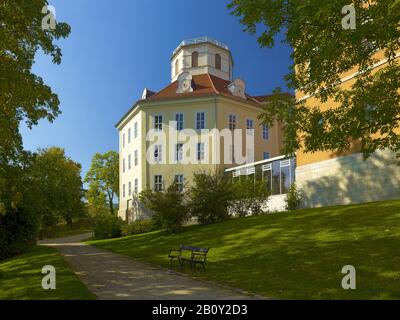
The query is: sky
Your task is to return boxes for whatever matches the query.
[21,0,293,178]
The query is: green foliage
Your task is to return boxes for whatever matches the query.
[38,218,94,240]
[229,0,400,158]
[285,183,303,211]
[188,171,233,225]
[30,147,85,229]
[121,220,155,236]
[85,151,119,215]
[0,207,37,260]
[93,214,123,240]
[231,177,270,216]
[140,184,188,233]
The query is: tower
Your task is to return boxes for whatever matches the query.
[171,37,234,83]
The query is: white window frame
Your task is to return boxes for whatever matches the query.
[175,112,184,131]
[154,175,163,192]
[134,178,138,194]
[246,118,254,135]
[122,184,126,198]
[134,122,138,138]
[195,111,206,130]
[128,181,132,196]
[262,124,269,140]
[174,174,184,192]
[134,150,138,166]
[263,152,270,160]
[228,114,237,131]
[122,133,125,148]
[197,142,205,161]
[128,128,131,144]
[122,158,126,173]
[128,154,131,170]
[176,143,184,162]
[154,114,163,131]
[154,144,163,163]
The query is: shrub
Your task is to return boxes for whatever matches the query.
[231,177,270,216]
[122,220,155,236]
[93,214,123,239]
[0,207,37,260]
[285,183,302,211]
[188,171,233,225]
[140,184,187,233]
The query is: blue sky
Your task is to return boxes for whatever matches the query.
[21,0,293,178]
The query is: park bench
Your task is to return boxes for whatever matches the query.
[168,245,209,269]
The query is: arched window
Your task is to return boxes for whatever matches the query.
[175,60,179,76]
[192,51,199,68]
[215,54,221,70]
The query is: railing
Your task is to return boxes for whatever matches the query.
[173,37,229,56]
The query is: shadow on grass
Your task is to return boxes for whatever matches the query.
[90,199,400,300]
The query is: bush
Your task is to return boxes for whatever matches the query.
[285,183,302,211]
[121,220,155,236]
[93,214,123,239]
[231,177,270,216]
[0,207,37,260]
[140,184,187,233]
[188,171,233,225]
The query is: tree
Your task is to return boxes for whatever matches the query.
[140,183,188,233]
[188,171,233,225]
[85,151,119,215]
[0,0,71,212]
[30,147,85,228]
[229,0,400,158]
[86,180,108,216]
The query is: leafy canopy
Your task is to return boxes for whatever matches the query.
[85,151,119,215]
[229,0,400,157]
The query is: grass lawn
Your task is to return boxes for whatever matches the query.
[89,199,400,300]
[0,246,95,300]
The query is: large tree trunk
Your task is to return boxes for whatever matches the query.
[108,191,114,215]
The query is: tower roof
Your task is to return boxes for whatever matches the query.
[172,37,230,57]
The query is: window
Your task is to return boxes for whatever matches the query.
[122,158,125,173]
[197,142,205,161]
[175,60,179,76]
[246,119,254,135]
[262,124,269,140]
[228,114,236,130]
[134,179,138,194]
[122,184,126,198]
[175,113,184,131]
[262,164,272,193]
[154,115,163,131]
[128,128,131,144]
[154,145,162,162]
[176,143,183,162]
[215,54,221,70]
[122,133,125,148]
[128,154,131,170]
[196,112,205,130]
[280,159,291,194]
[154,175,163,192]
[128,182,132,196]
[134,122,138,138]
[134,150,138,166]
[174,174,184,192]
[192,51,198,68]
[263,152,270,160]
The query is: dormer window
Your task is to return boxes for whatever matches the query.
[215,54,221,70]
[192,51,198,68]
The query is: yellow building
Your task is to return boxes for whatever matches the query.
[116,37,289,220]
[296,50,400,207]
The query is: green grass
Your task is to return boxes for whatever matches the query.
[89,199,400,300]
[0,246,95,300]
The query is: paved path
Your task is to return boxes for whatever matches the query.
[39,234,263,300]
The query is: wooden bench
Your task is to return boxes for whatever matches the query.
[168,245,209,269]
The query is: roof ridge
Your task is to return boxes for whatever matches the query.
[207,73,220,94]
